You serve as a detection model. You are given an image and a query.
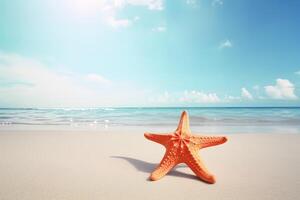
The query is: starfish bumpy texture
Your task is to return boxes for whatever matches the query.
[144,111,227,184]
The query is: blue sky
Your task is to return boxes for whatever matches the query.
[0,0,300,107]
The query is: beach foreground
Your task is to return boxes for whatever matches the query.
[0,130,300,200]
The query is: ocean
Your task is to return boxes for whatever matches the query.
[1,107,300,134]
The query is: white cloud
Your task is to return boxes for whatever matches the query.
[63,0,164,28]
[241,87,253,100]
[101,0,164,11]
[264,79,298,100]
[106,17,131,28]
[180,90,220,103]
[149,90,221,105]
[85,73,111,84]
[219,39,232,49]
[152,89,259,105]
[0,52,147,107]
[127,0,164,10]
[0,53,92,107]
[100,0,164,28]
[224,95,241,102]
[212,0,223,6]
[152,26,166,32]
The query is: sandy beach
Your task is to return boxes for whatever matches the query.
[0,130,299,200]
[1,0,300,199]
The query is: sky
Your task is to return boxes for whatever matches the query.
[0,0,300,107]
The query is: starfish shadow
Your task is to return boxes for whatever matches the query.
[111,156,200,182]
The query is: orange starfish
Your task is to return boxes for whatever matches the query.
[144,111,227,184]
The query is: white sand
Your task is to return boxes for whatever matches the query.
[0,130,300,200]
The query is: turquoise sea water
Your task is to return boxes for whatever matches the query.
[1,107,300,134]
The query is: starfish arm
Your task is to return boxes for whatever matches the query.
[176,110,191,135]
[184,149,216,184]
[144,133,172,146]
[150,149,178,181]
[190,135,227,149]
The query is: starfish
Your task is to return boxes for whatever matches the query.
[144,111,227,184]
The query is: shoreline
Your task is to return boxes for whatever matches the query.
[1,124,300,134]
